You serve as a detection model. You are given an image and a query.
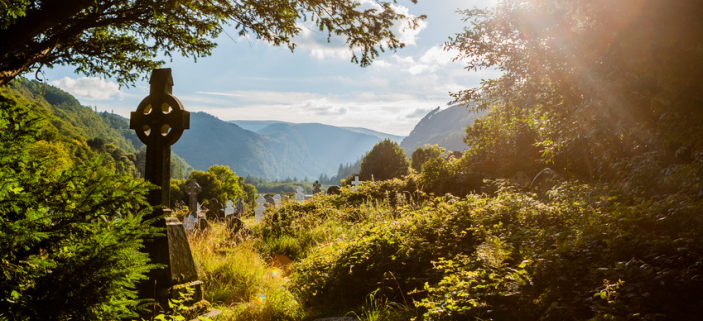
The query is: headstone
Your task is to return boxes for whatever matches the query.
[183,214,196,231]
[129,68,206,313]
[351,176,362,189]
[226,215,245,235]
[295,186,305,202]
[206,198,225,221]
[254,195,266,222]
[235,196,244,216]
[510,171,530,187]
[184,179,201,217]
[196,202,202,215]
[273,194,282,208]
[224,200,235,216]
[312,180,322,194]
[327,185,341,195]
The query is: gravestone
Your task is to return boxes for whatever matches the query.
[235,196,244,216]
[273,194,282,208]
[351,176,362,189]
[183,214,196,231]
[295,186,305,202]
[183,179,201,232]
[184,179,201,217]
[510,171,530,187]
[327,185,341,195]
[206,198,225,221]
[129,69,206,313]
[255,195,266,222]
[313,180,322,194]
[224,200,235,216]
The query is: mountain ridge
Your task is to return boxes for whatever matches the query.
[400,103,485,154]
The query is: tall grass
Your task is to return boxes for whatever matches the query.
[188,220,303,321]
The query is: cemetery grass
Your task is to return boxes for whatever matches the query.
[187,219,304,321]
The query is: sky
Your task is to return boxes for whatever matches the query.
[41,0,499,136]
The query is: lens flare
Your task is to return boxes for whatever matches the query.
[256,294,266,304]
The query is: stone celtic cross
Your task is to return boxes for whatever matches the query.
[184,179,201,216]
[130,68,190,208]
[313,180,322,194]
[130,69,205,314]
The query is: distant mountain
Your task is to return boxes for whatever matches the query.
[175,114,386,180]
[400,103,485,154]
[340,127,404,143]
[228,120,287,132]
[257,122,380,175]
[229,120,404,143]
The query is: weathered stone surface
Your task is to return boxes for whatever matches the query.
[205,198,225,221]
[184,179,202,216]
[327,185,341,195]
[254,195,265,222]
[295,186,305,202]
[351,176,362,189]
[166,217,199,284]
[224,200,234,216]
[235,196,244,216]
[313,180,322,194]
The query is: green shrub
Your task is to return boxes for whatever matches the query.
[0,94,157,320]
[292,196,480,312]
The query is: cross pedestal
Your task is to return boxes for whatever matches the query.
[130,69,207,315]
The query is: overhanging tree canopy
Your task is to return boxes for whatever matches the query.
[451,0,703,179]
[0,0,424,86]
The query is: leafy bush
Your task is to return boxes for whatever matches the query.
[0,94,157,320]
[292,195,481,312]
[410,144,444,173]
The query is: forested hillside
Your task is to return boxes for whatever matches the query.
[400,103,484,154]
[2,79,193,179]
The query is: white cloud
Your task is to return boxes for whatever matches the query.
[49,77,123,100]
[295,99,349,116]
[419,46,461,66]
[387,45,468,75]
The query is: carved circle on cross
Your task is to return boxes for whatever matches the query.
[131,93,189,146]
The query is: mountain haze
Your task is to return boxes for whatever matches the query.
[230,120,404,143]
[174,115,397,180]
